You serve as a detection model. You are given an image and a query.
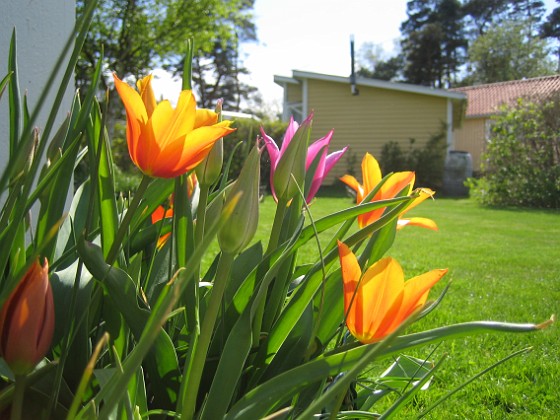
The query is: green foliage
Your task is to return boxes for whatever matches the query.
[469,94,560,208]
[379,127,448,190]
[464,19,556,84]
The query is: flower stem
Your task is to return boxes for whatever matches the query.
[266,197,289,254]
[180,251,235,420]
[106,174,151,265]
[11,374,25,420]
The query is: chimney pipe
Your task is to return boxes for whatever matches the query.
[350,35,359,95]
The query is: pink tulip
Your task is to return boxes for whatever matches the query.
[261,114,347,203]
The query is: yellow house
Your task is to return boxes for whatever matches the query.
[274,70,467,184]
[451,74,560,171]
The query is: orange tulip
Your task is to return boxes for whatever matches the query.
[113,74,235,178]
[340,153,436,230]
[337,241,447,343]
[0,259,55,375]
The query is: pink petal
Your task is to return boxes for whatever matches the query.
[306,157,327,203]
[279,116,299,156]
[261,127,280,170]
[306,130,334,169]
[324,146,348,174]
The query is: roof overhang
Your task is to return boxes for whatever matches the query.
[275,70,467,101]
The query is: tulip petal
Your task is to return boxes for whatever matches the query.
[401,188,435,216]
[195,108,219,128]
[113,74,149,166]
[386,268,448,333]
[158,90,197,149]
[378,171,415,199]
[279,116,299,156]
[136,74,157,118]
[357,257,404,343]
[179,124,235,172]
[339,175,363,199]
[338,241,364,335]
[324,146,348,175]
[397,217,438,231]
[261,128,280,171]
[362,153,382,194]
[306,131,333,169]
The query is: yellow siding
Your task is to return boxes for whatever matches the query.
[452,117,486,171]
[305,79,448,184]
[286,83,302,103]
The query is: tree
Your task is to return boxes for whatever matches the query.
[541,0,560,70]
[400,0,466,87]
[189,39,260,111]
[356,42,404,81]
[76,0,256,94]
[464,18,555,84]
[462,0,511,35]
[463,0,545,36]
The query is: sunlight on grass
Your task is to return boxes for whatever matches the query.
[253,195,559,418]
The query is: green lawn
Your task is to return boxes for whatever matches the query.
[254,195,559,418]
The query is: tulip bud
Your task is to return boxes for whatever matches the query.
[0,259,55,375]
[218,144,261,254]
[273,115,311,201]
[195,138,223,187]
[195,100,224,186]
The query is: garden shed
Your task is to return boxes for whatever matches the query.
[451,74,560,171]
[274,70,467,184]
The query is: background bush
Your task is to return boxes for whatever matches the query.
[468,94,560,209]
[379,125,448,190]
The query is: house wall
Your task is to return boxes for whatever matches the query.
[286,83,303,103]
[0,0,75,213]
[453,116,487,171]
[305,79,449,185]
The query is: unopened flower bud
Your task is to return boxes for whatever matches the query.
[0,259,55,375]
[196,100,225,186]
[195,138,223,186]
[218,144,261,254]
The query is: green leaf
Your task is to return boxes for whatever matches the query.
[227,319,545,419]
[85,100,118,259]
[313,270,343,346]
[8,29,21,157]
[199,226,303,420]
[0,71,12,102]
[77,239,180,408]
[50,260,94,389]
[35,97,82,260]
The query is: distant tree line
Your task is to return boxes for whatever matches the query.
[358,0,560,87]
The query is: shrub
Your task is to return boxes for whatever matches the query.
[380,126,447,190]
[469,95,560,209]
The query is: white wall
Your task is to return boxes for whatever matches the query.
[0,0,76,179]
